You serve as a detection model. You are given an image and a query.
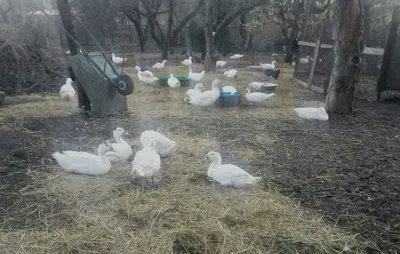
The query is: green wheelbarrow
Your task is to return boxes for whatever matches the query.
[69,46,134,117]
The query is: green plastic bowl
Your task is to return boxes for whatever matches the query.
[157,76,191,87]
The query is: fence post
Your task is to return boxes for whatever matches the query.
[377,7,400,99]
[308,39,321,89]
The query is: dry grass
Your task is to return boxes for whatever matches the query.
[0,159,360,253]
[0,62,363,253]
[0,94,79,131]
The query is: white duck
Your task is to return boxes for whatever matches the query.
[140,131,176,157]
[112,53,126,65]
[131,137,161,183]
[294,107,329,121]
[168,74,181,88]
[222,86,237,95]
[60,78,75,102]
[299,56,311,64]
[260,61,277,70]
[248,82,277,90]
[216,61,227,69]
[135,66,158,85]
[152,59,168,70]
[207,151,262,188]
[184,83,204,103]
[105,127,132,163]
[245,88,275,105]
[52,142,112,176]
[188,79,220,108]
[181,56,193,66]
[224,69,238,80]
[230,54,244,59]
[188,67,205,82]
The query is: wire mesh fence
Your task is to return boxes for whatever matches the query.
[291,6,396,100]
[356,54,383,100]
[293,44,315,83]
[294,41,385,100]
[310,46,334,93]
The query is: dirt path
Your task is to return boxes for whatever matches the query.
[267,99,400,253]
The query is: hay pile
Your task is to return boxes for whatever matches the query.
[0,65,362,252]
[0,94,78,131]
[0,155,360,253]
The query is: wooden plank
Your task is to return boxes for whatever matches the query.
[300,41,383,55]
[292,77,325,94]
[298,41,316,47]
[292,77,309,88]
[363,47,384,56]
[320,43,334,49]
[311,85,324,94]
[324,75,332,95]
[308,39,321,89]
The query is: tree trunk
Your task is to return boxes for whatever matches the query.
[284,39,294,62]
[240,13,247,52]
[138,29,146,53]
[56,0,79,56]
[162,0,174,60]
[204,0,217,72]
[282,0,304,63]
[128,12,146,53]
[56,0,91,110]
[362,3,371,73]
[185,22,193,57]
[363,4,371,44]
[326,0,364,114]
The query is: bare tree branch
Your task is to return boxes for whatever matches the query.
[171,0,204,42]
[214,0,266,36]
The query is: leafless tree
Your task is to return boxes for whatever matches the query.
[119,0,150,52]
[203,0,267,72]
[139,0,204,59]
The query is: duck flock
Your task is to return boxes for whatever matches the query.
[132,55,287,108]
[52,127,262,189]
[55,54,331,187]
[60,53,330,119]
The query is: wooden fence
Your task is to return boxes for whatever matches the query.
[292,40,385,100]
[292,7,400,101]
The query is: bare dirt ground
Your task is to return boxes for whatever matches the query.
[0,55,399,253]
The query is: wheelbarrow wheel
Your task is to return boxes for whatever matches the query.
[115,74,134,95]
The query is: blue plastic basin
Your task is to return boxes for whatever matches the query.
[215,92,243,107]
